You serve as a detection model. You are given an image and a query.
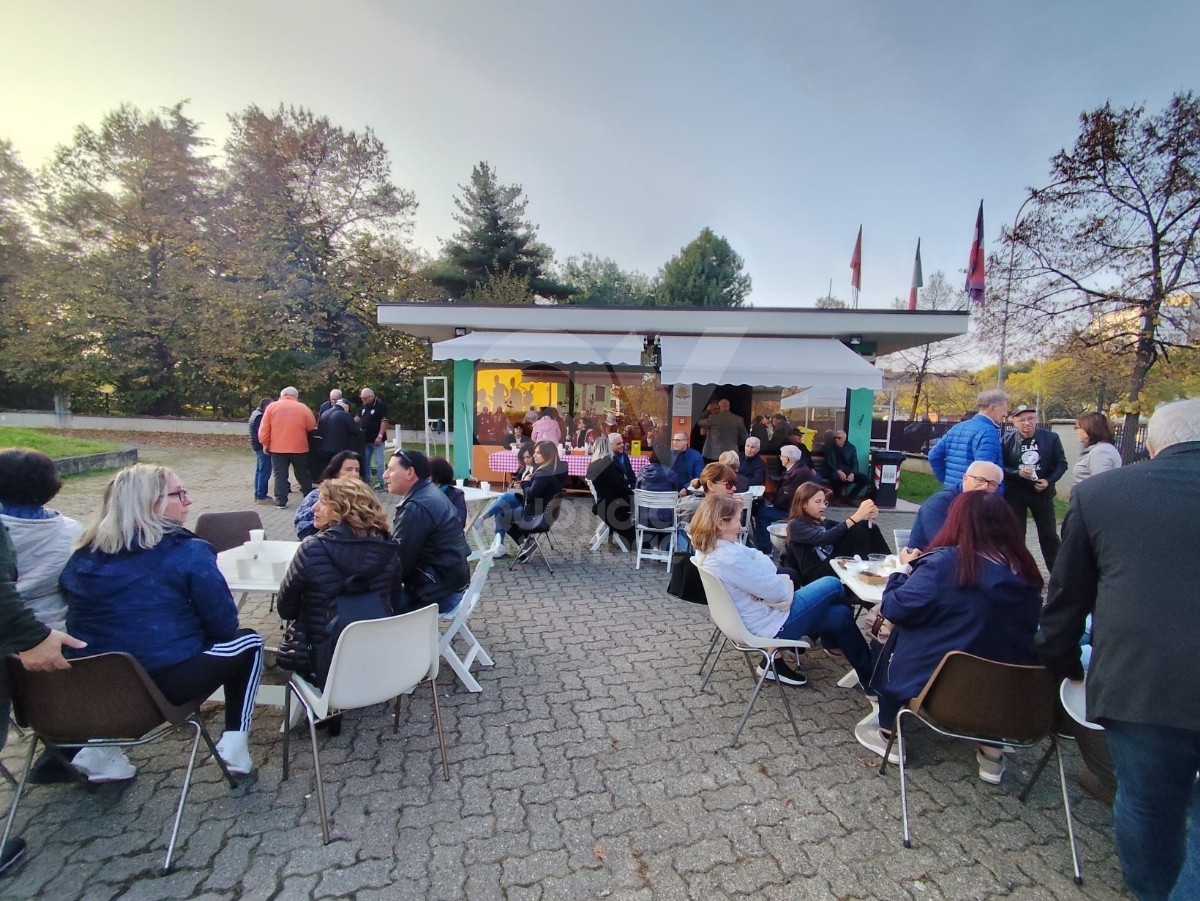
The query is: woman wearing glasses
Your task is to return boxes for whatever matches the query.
[60,465,264,775]
[784,483,890,585]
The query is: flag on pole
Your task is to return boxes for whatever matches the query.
[850,225,862,291]
[909,239,923,310]
[966,200,985,304]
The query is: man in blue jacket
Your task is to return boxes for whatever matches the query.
[928,389,1008,489]
[669,432,704,486]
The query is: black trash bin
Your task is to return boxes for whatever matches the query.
[870,449,906,508]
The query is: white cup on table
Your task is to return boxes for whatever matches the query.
[248,529,265,546]
[235,557,252,579]
[480,481,491,493]
[455,479,465,488]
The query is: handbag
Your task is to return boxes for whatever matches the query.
[275,620,313,676]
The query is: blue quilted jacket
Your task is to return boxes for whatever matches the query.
[927,413,1003,489]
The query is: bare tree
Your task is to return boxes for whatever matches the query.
[882,271,969,419]
[993,92,1200,460]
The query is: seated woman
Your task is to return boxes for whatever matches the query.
[429,456,467,529]
[784,483,891,585]
[495,441,568,559]
[476,446,534,546]
[60,465,264,775]
[586,435,636,550]
[859,491,1043,782]
[692,494,875,690]
[277,478,403,695]
[718,451,751,493]
[676,462,740,551]
[295,451,361,539]
[635,446,680,547]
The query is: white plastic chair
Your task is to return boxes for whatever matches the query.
[695,568,811,747]
[732,491,754,545]
[633,489,679,571]
[282,604,448,844]
[439,535,500,692]
[894,529,912,552]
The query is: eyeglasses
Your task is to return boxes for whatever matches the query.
[964,474,1000,489]
[722,481,738,490]
[167,488,189,502]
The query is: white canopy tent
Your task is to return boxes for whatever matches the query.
[656,336,883,391]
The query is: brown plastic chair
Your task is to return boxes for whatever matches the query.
[877,651,1083,885]
[1,653,238,873]
[194,511,264,553]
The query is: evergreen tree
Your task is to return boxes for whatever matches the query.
[656,228,750,308]
[434,162,571,301]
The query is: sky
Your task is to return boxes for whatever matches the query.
[2,0,1198,310]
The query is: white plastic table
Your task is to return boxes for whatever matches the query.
[216,540,300,605]
[461,486,502,558]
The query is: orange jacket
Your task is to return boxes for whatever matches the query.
[258,397,317,454]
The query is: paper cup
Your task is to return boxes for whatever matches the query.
[249,529,265,545]
[455,479,465,488]
[480,482,491,493]
[271,560,288,582]
[235,557,252,579]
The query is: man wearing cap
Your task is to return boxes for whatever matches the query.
[1002,405,1067,570]
[753,444,818,553]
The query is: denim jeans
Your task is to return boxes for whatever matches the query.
[482,493,523,541]
[364,440,386,486]
[253,449,271,499]
[773,576,873,687]
[1102,718,1200,901]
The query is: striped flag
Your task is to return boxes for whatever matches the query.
[909,239,923,310]
[966,201,985,303]
[850,225,862,291]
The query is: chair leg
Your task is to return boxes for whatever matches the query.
[393,695,403,733]
[767,654,802,742]
[699,636,727,692]
[430,679,449,781]
[308,714,330,844]
[730,650,771,748]
[195,717,237,788]
[1051,737,1084,885]
[698,626,723,676]
[896,710,912,849]
[282,688,293,781]
[1018,741,1055,802]
[0,762,15,787]
[163,722,205,873]
[0,735,38,856]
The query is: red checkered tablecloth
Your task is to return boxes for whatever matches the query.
[487,451,648,478]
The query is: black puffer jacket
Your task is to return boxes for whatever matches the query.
[390,479,471,613]
[277,524,404,647]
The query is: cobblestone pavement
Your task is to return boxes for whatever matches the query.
[1,445,1130,900]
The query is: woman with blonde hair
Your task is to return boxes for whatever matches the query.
[718,450,750,493]
[60,465,264,775]
[277,477,404,694]
[692,494,875,690]
[586,434,636,549]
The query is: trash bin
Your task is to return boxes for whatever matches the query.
[795,426,817,450]
[870,449,906,508]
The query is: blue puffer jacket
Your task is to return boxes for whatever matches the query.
[927,413,1003,489]
[61,529,239,672]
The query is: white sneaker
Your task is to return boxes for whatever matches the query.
[854,719,904,765]
[493,544,508,558]
[977,750,1006,784]
[214,731,253,775]
[72,745,136,783]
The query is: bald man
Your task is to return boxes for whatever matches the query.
[907,460,1003,551]
[668,432,704,485]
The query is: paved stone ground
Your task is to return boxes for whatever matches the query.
[0,444,1129,900]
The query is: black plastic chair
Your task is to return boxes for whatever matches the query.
[508,492,565,572]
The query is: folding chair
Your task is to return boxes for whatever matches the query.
[282,605,448,844]
[633,489,679,571]
[194,511,265,553]
[695,569,811,748]
[877,651,1083,885]
[439,535,500,692]
[508,492,565,572]
[2,654,238,873]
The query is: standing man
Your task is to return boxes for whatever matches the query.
[696,399,748,463]
[608,434,637,491]
[764,412,792,454]
[317,388,343,417]
[317,399,363,474]
[258,387,316,509]
[1,519,87,876]
[1002,404,1067,570]
[928,389,1008,489]
[1036,399,1200,901]
[383,450,470,615]
[669,432,704,486]
[248,396,273,506]
[357,388,389,489]
[824,430,870,503]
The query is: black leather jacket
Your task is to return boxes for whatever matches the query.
[390,479,470,612]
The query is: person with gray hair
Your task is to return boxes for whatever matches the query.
[907,460,1003,551]
[258,387,317,507]
[739,436,766,488]
[1037,398,1200,901]
[927,389,1009,489]
[59,465,264,776]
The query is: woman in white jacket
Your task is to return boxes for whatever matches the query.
[692,494,874,690]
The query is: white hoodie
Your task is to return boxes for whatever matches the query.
[693,539,794,638]
[0,512,82,631]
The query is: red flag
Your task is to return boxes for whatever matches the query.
[850,225,862,291]
[966,201,985,303]
[909,239,923,310]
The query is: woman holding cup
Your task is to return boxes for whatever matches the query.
[784,483,892,585]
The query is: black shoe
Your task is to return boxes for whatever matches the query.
[27,749,77,784]
[756,657,807,686]
[275,501,287,508]
[0,837,27,877]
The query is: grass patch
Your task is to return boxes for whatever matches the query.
[0,427,120,458]
[897,470,942,505]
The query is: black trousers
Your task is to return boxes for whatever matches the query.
[272,453,312,504]
[149,630,264,732]
[1004,486,1060,571]
[831,471,870,501]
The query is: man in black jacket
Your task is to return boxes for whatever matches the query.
[383,450,470,615]
[1,520,87,876]
[1001,405,1067,570]
[1036,399,1200,901]
[823,430,869,503]
[248,396,273,505]
[317,399,363,474]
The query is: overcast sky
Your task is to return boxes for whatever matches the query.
[2,0,1197,309]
